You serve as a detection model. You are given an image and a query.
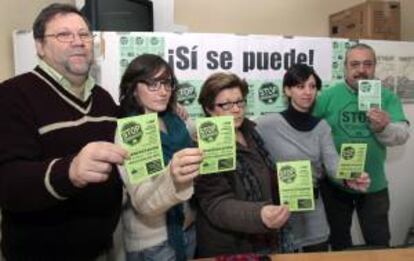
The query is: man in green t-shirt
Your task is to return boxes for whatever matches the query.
[313,43,410,251]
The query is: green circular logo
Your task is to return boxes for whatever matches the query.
[150,37,160,45]
[120,59,129,67]
[199,121,219,143]
[121,122,143,146]
[135,37,145,45]
[120,36,129,45]
[177,82,197,105]
[258,82,279,104]
[279,166,297,184]
[359,82,371,93]
[342,146,355,160]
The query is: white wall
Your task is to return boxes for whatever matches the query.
[175,0,363,36]
[387,104,414,245]
[0,0,74,81]
[351,104,414,247]
[175,0,414,40]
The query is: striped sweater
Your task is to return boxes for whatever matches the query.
[0,67,122,260]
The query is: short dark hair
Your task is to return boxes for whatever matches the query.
[198,72,249,116]
[283,63,322,92]
[344,43,377,65]
[119,54,178,116]
[33,3,90,40]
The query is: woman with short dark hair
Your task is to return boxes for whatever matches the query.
[256,63,370,252]
[195,72,290,258]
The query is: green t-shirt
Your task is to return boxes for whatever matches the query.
[313,81,407,193]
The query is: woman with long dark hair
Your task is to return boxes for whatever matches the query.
[118,54,201,261]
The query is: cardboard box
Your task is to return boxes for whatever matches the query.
[329,1,400,40]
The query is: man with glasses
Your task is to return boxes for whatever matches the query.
[0,3,128,260]
[313,43,410,250]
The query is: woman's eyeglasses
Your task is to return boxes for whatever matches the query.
[140,78,175,92]
[215,99,247,111]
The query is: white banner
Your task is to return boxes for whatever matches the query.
[100,32,337,116]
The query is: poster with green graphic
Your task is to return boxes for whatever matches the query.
[196,116,236,174]
[118,34,165,77]
[337,143,367,179]
[277,160,315,212]
[176,80,204,118]
[244,82,256,118]
[358,80,382,111]
[251,79,286,116]
[117,113,165,184]
[331,40,357,83]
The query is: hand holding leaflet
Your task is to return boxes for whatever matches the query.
[196,116,236,175]
[116,113,165,184]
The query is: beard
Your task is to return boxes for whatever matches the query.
[347,73,372,90]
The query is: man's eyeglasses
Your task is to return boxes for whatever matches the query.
[140,78,175,92]
[215,99,247,111]
[43,31,95,43]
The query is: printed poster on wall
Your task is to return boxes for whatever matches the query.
[98,32,414,115]
[109,32,333,117]
[363,40,414,103]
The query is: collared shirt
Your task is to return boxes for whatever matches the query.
[38,59,95,101]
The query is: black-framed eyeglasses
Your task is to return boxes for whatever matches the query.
[43,31,95,43]
[140,78,175,92]
[215,99,247,111]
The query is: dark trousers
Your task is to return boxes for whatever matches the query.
[320,179,390,251]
